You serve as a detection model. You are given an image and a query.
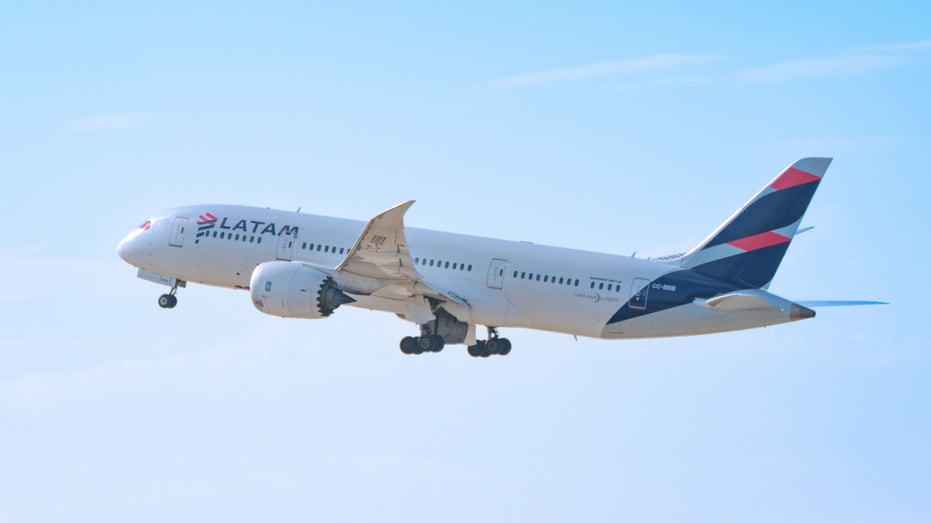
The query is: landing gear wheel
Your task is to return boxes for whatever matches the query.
[468,342,486,357]
[486,338,499,354]
[428,335,445,352]
[497,338,512,355]
[158,294,177,309]
[400,336,417,354]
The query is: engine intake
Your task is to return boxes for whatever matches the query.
[250,261,355,319]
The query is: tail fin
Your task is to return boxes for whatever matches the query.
[680,157,832,289]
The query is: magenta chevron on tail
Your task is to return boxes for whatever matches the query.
[681,157,832,289]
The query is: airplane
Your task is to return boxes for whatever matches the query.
[117,157,880,357]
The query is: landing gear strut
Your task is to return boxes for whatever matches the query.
[467,326,511,358]
[158,284,179,309]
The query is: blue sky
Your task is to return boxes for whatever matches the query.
[2,2,929,521]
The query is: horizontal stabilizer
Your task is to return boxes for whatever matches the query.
[697,290,776,311]
[798,300,888,307]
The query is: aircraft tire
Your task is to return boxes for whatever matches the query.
[158,294,177,309]
[428,335,445,352]
[497,338,511,356]
[400,336,417,354]
[415,336,433,354]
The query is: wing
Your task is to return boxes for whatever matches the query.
[336,200,417,280]
[332,201,468,323]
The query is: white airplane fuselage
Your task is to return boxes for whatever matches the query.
[118,205,807,343]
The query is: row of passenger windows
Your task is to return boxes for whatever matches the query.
[192,234,620,293]
[511,271,623,293]
[513,271,580,287]
[591,281,624,293]
[301,242,346,255]
[195,231,263,244]
[414,257,473,272]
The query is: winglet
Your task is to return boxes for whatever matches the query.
[336,200,415,275]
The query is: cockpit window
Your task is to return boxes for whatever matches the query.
[139,220,151,230]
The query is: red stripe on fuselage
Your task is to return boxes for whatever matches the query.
[728,231,791,251]
[770,167,820,190]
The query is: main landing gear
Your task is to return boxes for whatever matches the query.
[398,325,511,357]
[399,335,445,354]
[157,284,180,309]
[467,326,511,358]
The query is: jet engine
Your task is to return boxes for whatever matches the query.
[250,261,355,319]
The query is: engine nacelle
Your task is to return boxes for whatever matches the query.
[250,261,355,319]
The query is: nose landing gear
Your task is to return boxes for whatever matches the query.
[157,284,180,309]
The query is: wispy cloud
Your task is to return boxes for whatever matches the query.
[848,38,931,53]
[729,54,902,84]
[489,53,721,88]
[492,38,931,90]
[65,112,154,133]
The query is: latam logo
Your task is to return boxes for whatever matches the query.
[196,213,218,237]
[196,212,299,238]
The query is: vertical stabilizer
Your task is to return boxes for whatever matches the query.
[680,158,832,289]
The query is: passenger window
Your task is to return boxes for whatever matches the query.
[599,283,604,290]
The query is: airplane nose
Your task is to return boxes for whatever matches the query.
[117,233,141,265]
[117,239,127,262]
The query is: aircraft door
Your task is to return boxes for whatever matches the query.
[169,217,188,247]
[486,258,508,289]
[276,233,294,261]
[629,278,650,310]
